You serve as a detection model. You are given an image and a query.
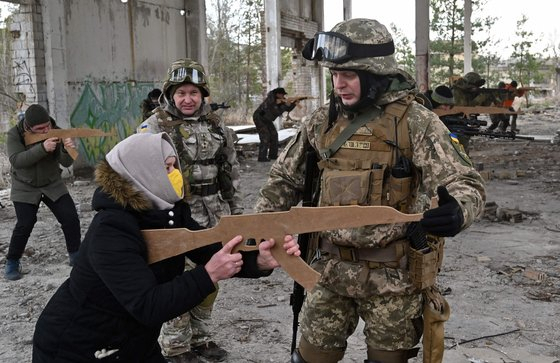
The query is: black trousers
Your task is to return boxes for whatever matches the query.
[253,115,279,160]
[7,193,81,260]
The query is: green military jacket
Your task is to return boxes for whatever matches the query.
[7,120,74,205]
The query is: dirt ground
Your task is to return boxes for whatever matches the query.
[0,98,559,363]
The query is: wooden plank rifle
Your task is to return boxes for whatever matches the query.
[277,96,317,105]
[142,205,430,290]
[24,128,115,160]
[433,106,523,118]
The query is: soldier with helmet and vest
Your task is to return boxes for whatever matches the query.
[452,71,501,153]
[138,59,243,363]
[254,19,485,363]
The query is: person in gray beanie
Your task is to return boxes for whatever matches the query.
[4,104,81,280]
[32,132,301,362]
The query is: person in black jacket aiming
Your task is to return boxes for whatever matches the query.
[252,87,298,162]
[32,132,300,363]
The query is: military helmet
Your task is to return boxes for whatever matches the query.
[162,58,210,98]
[302,18,400,75]
[463,72,486,87]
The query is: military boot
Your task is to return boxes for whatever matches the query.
[192,341,227,362]
[4,259,22,281]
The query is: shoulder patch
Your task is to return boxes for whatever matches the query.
[449,133,473,166]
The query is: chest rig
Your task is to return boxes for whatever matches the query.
[154,109,233,199]
[316,95,416,212]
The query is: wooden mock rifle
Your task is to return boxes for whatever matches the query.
[142,205,429,290]
[277,96,317,104]
[433,106,523,118]
[24,128,115,160]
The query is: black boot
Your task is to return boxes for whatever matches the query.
[257,144,270,162]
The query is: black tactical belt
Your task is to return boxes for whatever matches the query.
[190,183,219,196]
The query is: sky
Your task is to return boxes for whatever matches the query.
[324,0,559,58]
[2,1,557,58]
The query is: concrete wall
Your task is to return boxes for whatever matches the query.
[9,0,329,166]
[263,0,324,120]
[11,0,206,167]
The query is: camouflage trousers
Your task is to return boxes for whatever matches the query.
[159,258,219,357]
[299,284,423,352]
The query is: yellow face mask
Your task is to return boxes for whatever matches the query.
[167,169,184,198]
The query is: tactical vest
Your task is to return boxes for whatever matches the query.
[154,108,234,200]
[317,95,416,212]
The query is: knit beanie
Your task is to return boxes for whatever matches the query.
[105,132,181,210]
[431,85,454,105]
[24,104,50,127]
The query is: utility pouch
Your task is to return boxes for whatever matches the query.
[388,175,412,209]
[320,166,385,206]
[216,154,234,200]
[422,286,450,363]
[321,169,371,206]
[408,245,439,290]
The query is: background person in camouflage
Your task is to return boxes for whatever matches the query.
[451,71,500,154]
[141,88,162,120]
[255,18,485,363]
[138,59,243,363]
[252,87,298,162]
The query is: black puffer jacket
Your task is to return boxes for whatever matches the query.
[32,161,270,362]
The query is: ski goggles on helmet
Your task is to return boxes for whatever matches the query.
[302,32,395,64]
[168,67,206,84]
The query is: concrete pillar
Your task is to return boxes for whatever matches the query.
[342,0,351,20]
[264,0,281,90]
[41,0,70,127]
[264,0,281,129]
[463,0,472,74]
[184,0,207,67]
[11,2,47,108]
[415,0,429,93]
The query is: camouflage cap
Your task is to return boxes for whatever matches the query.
[162,58,210,98]
[319,18,401,76]
[463,72,486,87]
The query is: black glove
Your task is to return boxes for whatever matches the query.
[420,186,464,237]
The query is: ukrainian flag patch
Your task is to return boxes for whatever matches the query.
[449,133,473,166]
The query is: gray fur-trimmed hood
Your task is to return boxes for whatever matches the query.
[94,160,152,212]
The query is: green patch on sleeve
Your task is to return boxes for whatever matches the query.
[449,133,473,167]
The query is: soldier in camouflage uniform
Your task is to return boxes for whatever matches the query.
[452,72,500,153]
[254,19,486,363]
[138,59,243,363]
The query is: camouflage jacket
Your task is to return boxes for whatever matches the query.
[138,104,243,228]
[452,78,501,107]
[255,94,486,296]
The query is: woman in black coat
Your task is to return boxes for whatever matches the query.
[32,132,299,362]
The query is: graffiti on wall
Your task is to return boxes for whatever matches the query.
[70,82,157,165]
[13,60,36,96]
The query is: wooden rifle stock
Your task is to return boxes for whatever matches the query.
[142,205,426,290]
[24,128,115,160]
[433,106,522,117]
[277,96,317,104]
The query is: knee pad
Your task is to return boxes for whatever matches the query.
[298,336,345,363]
